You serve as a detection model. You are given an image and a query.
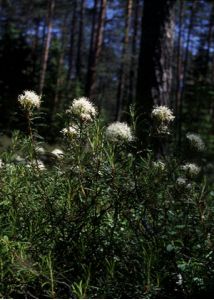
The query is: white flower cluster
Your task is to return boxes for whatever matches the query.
[36,146,45,154]
[37,160,46,170]
[176,177,192,190]
[181,163,200,177]
[186,133,205,152]
[153,160,166,171]
[151,106,175,134]
[176,177,187,187]
[5,163,17,172]
[0,159,4,168]
[106,122,133,143]
[51,148,64,159]
[26,160,46,171]
[151,106,175,123]
[67,97,97,122]
[18,90,41,109]
[61,126,79,139]
[176,273,183,286]
[13,155,24,162]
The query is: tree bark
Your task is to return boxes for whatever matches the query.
[32,18,40,79]
[205,3,214,75]
[53,16,68,116]
[67,0,78,82]
[178,1,197,147]
[175,0,184,142]
[85,0,107,98]
[135,0,176,147]
[129,0,140,108]
[39,0,55,95]
[76,0,85,81]
[115,0,133,121]
[85,0,99,97]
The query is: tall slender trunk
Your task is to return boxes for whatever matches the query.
[32,18,40,54]
[85,0,107,98]
[129,0,140,106]
[178,2,197,147]
[41,18,46,48]
[67,0,78,82]
[175,0,184,142]
[115,0,133,121]
[135,0,176,148]
[39,0,55,95]
[32,18,40,79]
[205,3,214,75]
[85,0,98,96]
[53,17,68,116]
[204,4,214,137]
[76,0,85,81]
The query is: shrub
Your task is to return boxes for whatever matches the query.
[0,94,213,298]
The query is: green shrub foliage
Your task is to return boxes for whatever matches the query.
[0,94,213,298]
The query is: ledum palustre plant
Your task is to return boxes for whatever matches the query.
[0,90,213,298]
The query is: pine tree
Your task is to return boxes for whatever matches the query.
[85,0,107,98]
[135,0,176,146]
[39,0,55,95]
[115,0,133,120]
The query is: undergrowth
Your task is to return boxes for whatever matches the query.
[0,93,213,298]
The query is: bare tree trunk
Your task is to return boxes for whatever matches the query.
[85,0,99,96]
[67,0,78,83]
[32,18,40,54]
[53,17,68,116]
[32,18,40,78]
[129,0,140,107]
[208,5,214,124]
[205,3,214,75]
[115,0,133,121]
[41,18,46,48]
[178,1,197,147]
[76,0,85,81]
[175,0,184,142]
[135,0,176,148]
[39,0,55,95]
[85,0,107,98]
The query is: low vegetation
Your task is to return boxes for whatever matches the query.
[0,92,213,298]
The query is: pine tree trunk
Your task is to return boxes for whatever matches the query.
[39,0,55,95]
[85,0,107,98]
[115,0,133,121]
[175,0,184,142]
[67,0,78,82]
[53,17,68,116]
[85,0,99,97]
[207,4,214,124]
[41,18,46,48]
[205,3,214,75]
[129,0,140,107]
[178,1,197,147]
[32,18,40,79]
[76,0,85,81]
[135,0,176,147]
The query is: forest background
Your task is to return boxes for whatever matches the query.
[0,0,213,158]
